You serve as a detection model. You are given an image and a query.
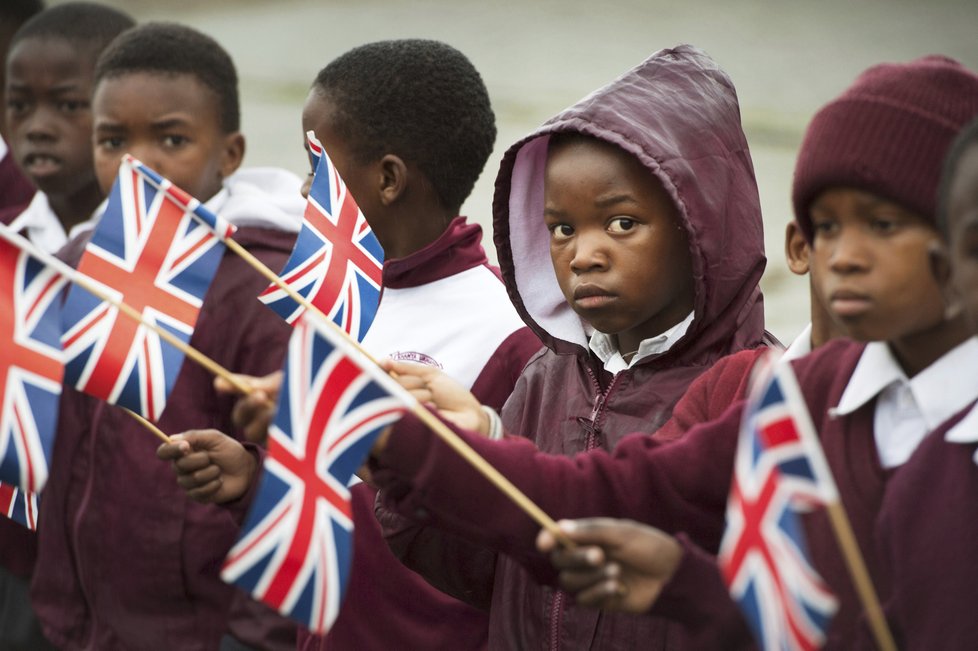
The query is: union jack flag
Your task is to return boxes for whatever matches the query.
[0,235,65,493]
[60,156,235,422]
[258,131,383,341]
[718,355,839,651]
[222,313,410,633]
[0,481,39,530]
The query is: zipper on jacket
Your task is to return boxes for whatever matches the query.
[548,366,624,650]
[73,402,103,650]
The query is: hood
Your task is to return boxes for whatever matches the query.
[216,167,305,233]
[493,44,766,364]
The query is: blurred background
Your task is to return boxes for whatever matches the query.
[57,0,978,342]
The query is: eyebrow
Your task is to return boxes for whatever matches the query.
[150,117,192,130]
[593,193,639,209]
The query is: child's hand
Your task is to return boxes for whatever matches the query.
[214,371,283,444]
[381,359,489,435]
[157,430,258,504]
[536,518,682,613]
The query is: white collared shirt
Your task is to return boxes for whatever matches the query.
[944,404,978,466]
[588,311,694,374]
[831,337,978,468]
[782,323,813,362]
[7,193,69,254]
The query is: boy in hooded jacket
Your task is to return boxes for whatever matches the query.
[369,54,978,650]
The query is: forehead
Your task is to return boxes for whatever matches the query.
[92,71,222,128]
[6,37,97,88]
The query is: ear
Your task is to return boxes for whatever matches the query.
[784,221,810,275]
[378,154,408,206]
[219,131,246,180]
[928,238,963,320]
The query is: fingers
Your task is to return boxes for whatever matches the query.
[572,577,630,609]
[380,359,439,379]
[230,393,275,442]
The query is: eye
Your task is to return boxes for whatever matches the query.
[58,99,88,114]
[548,223,575,242]
[870,216,899,234]
[607,217,636,234]
[98,136,125,151]
[5,98,28,116]
[811,218,839,237]
[162,134,188,148]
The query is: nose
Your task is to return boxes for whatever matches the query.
[300,174,312,200]
[125,143,164,177]
[827,226,871,274]
[23,106,57,143]
[569,231,608,274]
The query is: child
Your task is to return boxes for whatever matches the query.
[0,0,41,220]
[2,2,132,249]
[0,5,134,651]
[867,117,978,649]
[366,54,978,649]
[28,22,306,651]
[171,39,542,651]
[170,44,773,649]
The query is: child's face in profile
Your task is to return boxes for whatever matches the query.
[808,187,946,343]
[91,72,242,202]
[543,137,695,355]
[300,89,377,220]
[946,142,978,334]
[4,37,98,197]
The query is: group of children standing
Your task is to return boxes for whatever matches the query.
[2,1,977,650]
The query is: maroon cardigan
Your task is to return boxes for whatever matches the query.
[30,227,297,651]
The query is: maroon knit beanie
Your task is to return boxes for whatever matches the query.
[792,55,978,241]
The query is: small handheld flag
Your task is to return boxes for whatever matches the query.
[222,313,409,633]
[0,481,39,530]
[61,156,235,421]
[258,132,383,341]
[718,354,839,651]
[0,236,65,493]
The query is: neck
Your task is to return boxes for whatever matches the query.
[377,205,454,260]
[889,314,972,377]
[47,183,104,235]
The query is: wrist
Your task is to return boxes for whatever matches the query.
[480,405,503,440]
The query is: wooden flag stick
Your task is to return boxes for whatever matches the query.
[123,408,172,445]
[223,240,574,547]
[0,226,254,397]
[824,502,896,651]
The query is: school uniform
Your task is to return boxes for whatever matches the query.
[372,336,978,649]
[298,216,541,651]
[871,378,978,648]
[374,44,771,650]
[30,168,306,651]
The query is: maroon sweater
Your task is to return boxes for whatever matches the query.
[372,338,893,649]
[30,227,297,651]
[0,150,34,217]
[870,401,978,649]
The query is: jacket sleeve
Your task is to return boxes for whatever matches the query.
[370,398,743,587]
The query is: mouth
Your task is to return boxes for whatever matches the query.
[572,284,616,309]
[22,152,63,179]
[829,289,873,318]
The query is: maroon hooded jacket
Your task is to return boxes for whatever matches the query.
[30,226,297,651]
[376,44,770,650]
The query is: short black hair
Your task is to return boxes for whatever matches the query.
[94,22,239,133]
[938,117,978,239]
[1,0,45,26]
[313,39,496,214]
[10,2,133,55]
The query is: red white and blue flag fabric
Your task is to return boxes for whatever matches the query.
[0,481,39,530]
[258,132,383,341]
[0,236,65,494]
[222,313,410,633]
[60,155,235,422]
[718,355,839,651]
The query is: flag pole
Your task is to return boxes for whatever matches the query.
[0,226,254,397]
[824,502,896,651]
[123,408,172,444]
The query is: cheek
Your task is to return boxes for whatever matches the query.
[94,151,122,195]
